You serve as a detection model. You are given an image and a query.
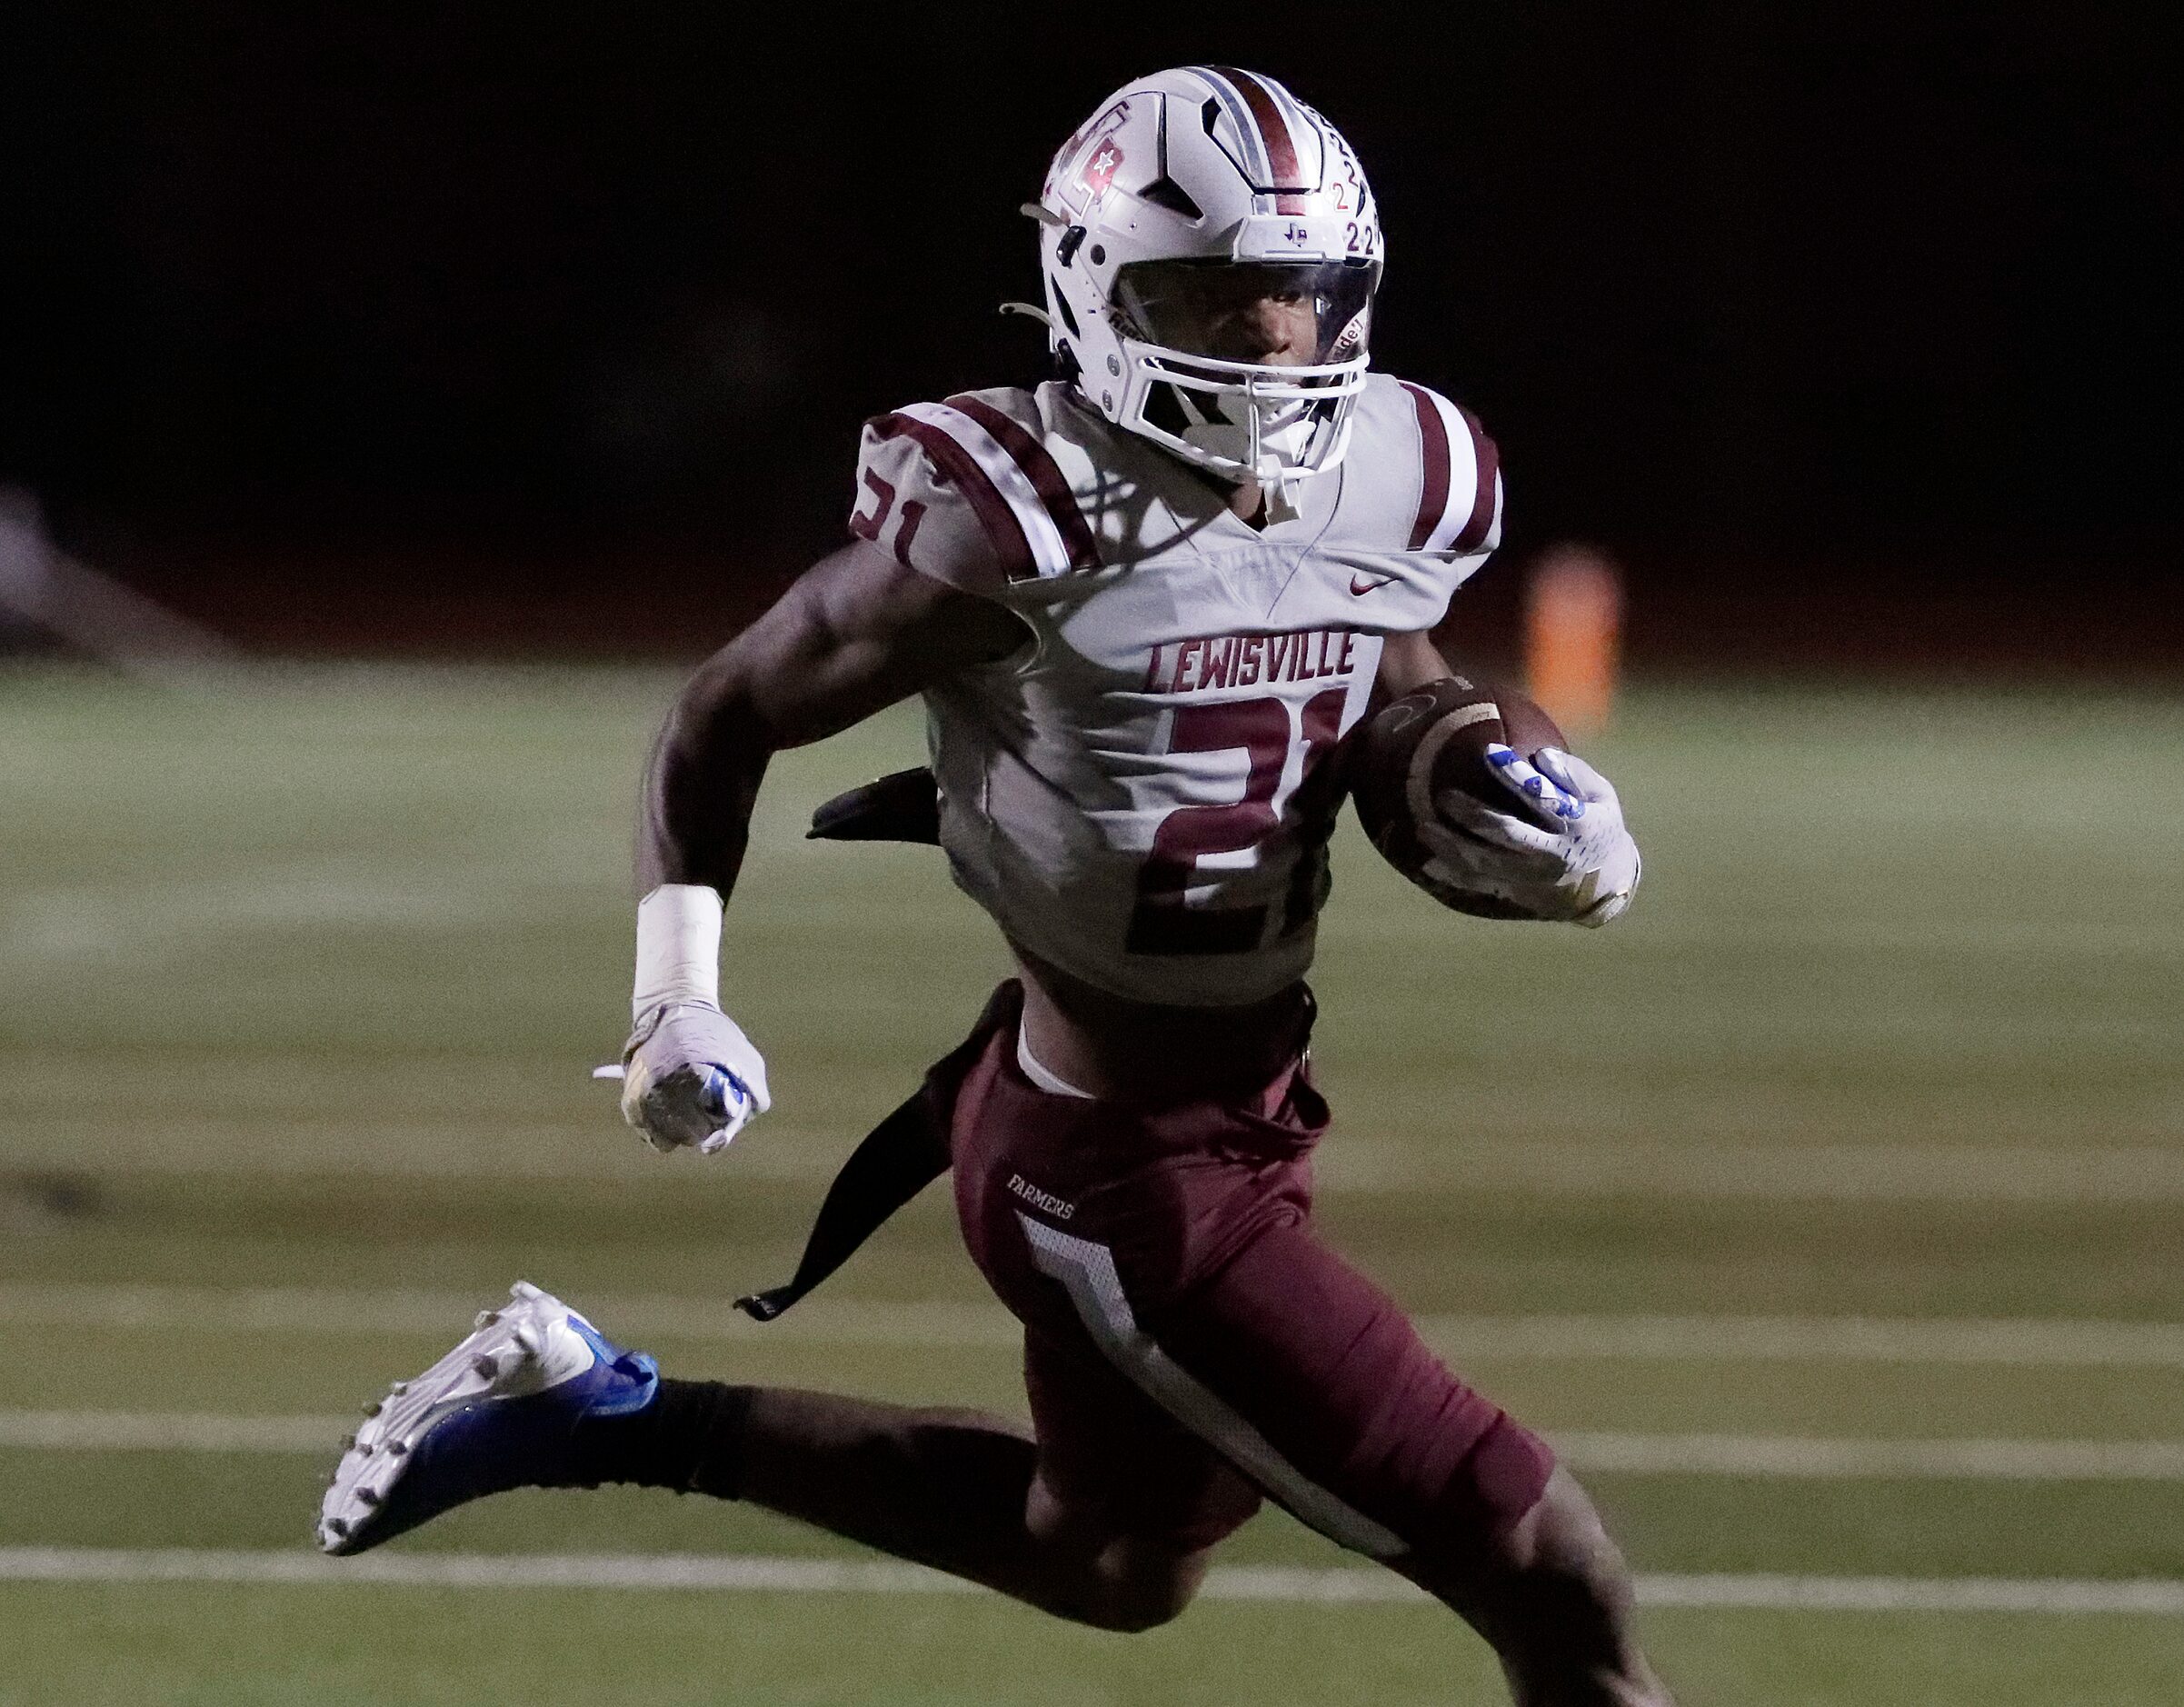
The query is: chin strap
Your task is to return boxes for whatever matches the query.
[1262,474,1304,525]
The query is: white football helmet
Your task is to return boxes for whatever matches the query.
[1028,67,1383,500]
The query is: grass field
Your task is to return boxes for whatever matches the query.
[3,663,2181,1706]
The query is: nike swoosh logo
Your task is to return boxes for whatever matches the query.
[1349,574,1396,595]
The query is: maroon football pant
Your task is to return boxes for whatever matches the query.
[944,983,1552,1561]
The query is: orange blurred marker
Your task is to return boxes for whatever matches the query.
[1524,545,1623,740]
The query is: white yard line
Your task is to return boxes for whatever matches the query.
[0,1548,2178,1615]
[1315,1142,2184,1203]
[1551,1432,2184,1480]
[8,1283,2184,1368]
[0,1283,1005,1348]
[1434,1313,2184,1369]
[14,1137,2184,1201]
[0,1412,345,1452]
[1632,1574,2184,1615]
[9,1411,2184,1482]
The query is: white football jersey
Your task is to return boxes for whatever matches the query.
[850,374,1502,1006]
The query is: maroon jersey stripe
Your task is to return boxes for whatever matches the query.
[945,395,1101,570]
[871,413,1036,582]
[1399,381,1451,551]
[1214,66,1308,191]
[1452,408,1501,553]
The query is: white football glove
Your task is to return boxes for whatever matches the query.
[606,883,771,1156]
[619,1000,771,1155]
[1418,744,1640,927]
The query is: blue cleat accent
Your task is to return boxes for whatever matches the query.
[316,1280,658,1555]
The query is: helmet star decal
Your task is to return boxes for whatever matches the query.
[1080,141,1123,199]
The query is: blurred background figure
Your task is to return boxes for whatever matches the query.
[1525,546,1624,739]
[0,486,234,682]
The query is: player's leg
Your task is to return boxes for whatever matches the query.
[1403,1465,1663,1707]
[1013,1322,1263,1630]
[713,1343,1252,1632]
[588,1321,1250,1630]
[1121,1216,1671,1706]
[317,1284,1231,1632]
[723,1379,1228,1631]
[940,986,1669,1699]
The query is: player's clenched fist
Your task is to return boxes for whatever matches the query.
[621,1000,770,1154]
[618,883,770,1155]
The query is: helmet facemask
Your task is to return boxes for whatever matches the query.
[1109,257,1379,494]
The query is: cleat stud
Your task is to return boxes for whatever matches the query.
[327,1517,349,1538]
[389,1383,408,1397]
[389,1440,410,1456]
[363,1402,381,1418]
[474,1309,500,1329]
[472,1353,499,1380]
[514,1324,542,1357]
[357,1486,381,1507]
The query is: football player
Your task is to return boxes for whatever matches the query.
[322,67,1662,1706]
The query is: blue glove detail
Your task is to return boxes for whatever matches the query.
[1486,743,1586,822]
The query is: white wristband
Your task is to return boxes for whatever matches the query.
[633,883,723,1021]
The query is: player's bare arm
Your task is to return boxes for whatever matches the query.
[638,538,1024,894]
[620,539,1024,1153]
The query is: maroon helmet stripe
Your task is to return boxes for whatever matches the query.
[1214,66,1307,190]
[1452,409,1501,553]
[945,395,1100,569]
[872,413,1036,581]
[1400,382,1451,551]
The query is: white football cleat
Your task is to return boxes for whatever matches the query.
[316,1280,659,1555]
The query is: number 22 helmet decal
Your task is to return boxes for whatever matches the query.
[1028,68,1384,500]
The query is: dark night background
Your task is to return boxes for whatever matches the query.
[5,5,2179,665]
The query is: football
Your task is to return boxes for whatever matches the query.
[1349,674,1570,918]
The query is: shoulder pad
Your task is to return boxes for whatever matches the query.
[851,389,1100,598]
[1392,379,1502,558]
